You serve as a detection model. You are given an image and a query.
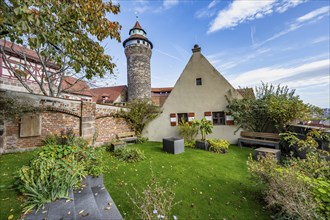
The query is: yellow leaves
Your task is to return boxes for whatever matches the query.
[7,215,13,220]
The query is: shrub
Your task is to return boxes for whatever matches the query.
[178,119,198,148]
[128,173,179,220]
[18,157,85,213]
[17,143,106,213]
[137,135,149,144]
[113,147,146,163]
[115,99,160,135]
[42,128,88,147]
[247,152,330,219]
[208,139,229,154]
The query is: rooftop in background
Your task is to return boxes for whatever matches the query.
[237,88,255,99]
[90,85,127,103]
[0,40,59,69]
[61,76,93,97]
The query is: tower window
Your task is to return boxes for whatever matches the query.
[137,40,140,44]
[196,78,202,86]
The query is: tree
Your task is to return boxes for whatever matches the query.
[116,99,160,135]
[0,0,121,97]
[227,83,322,133]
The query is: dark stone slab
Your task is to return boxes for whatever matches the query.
[88,175,104,188]
[73,185,102,220]
[91,185,123,220]
[46,189,75,220]
[22,203,50,220]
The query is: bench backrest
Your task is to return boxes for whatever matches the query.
[241,131,280,140]
[117,131,136,138]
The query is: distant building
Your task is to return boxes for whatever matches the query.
[151,87,172,107]
[144,45,244,144]
[91,85,127,104]
[0,40,92,101]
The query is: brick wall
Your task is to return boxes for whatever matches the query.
[0,92,132,154]
[95,117,131,145]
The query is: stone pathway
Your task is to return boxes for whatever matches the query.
[22,175,123,220]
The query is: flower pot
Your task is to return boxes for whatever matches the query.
[196,140,209,150]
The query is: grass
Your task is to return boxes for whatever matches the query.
[0,143,271,220]
[103,142,271,220]
[0,150,36,220]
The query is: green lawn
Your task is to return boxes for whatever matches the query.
[0,143,271,220]
[0,150,36,220]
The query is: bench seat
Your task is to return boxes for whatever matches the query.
[238,131,280,149]
[117,132,137,143]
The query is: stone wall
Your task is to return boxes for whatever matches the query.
[0,91,131,154]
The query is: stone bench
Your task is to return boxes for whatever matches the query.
[254,147,281,162]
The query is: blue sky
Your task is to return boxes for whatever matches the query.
[99,0,329,108]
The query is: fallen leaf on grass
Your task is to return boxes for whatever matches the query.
[82,213,89,217]
[79,210,84,214]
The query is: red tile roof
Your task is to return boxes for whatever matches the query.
[133,21,142,30]
[151,87,173,93]
[90,85,127,102]
[61,76,93,97]
[0,40,59,69]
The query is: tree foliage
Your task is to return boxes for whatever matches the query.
[116,99,160,135]
[227,83,322,133]
[0,0,121,96]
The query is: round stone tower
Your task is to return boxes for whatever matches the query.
[123,21,153,102]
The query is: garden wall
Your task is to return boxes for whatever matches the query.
[0,91,131,154]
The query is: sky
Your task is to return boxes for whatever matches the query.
[98,0,330,108]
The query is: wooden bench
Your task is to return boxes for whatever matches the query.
[117,131,137,143]
[238,131,280,149]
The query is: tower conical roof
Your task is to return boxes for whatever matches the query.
[133,21,142,30]
[123,21,153,49]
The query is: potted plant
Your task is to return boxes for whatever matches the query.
[195,118,213,150]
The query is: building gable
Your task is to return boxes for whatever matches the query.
[162,45,242,112]
[144,45,242,143]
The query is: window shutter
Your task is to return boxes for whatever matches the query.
[170,113,177,126]
[188,112,195,123]
[204,112,212,121]
[225,112,234,125]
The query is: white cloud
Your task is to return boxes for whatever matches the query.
[231,59,330,87]
[312,36,330,44]
[208,0,307,33]
[154,49,185,63]
[255,6,330,47]
[208,0,219,9]
[276,0,306,13]
[195,1,220,18]
[297,5,330,22]
[163,0,179,9]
